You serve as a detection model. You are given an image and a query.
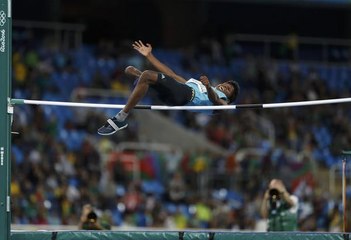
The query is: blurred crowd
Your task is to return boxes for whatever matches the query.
[10,31,351,231]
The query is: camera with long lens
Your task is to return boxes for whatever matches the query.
[269,188,280,210]
[87,211,98,223]
[83,211,101,230]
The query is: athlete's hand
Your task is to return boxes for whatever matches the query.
[132,40,152,57]
[200,75,210,87]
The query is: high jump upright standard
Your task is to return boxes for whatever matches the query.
[0,1,12,240]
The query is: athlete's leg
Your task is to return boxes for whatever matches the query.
[98,70,158,135]
[123,70,158,113]
[125,65,142,78]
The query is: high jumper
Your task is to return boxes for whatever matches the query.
[97,40,240,135]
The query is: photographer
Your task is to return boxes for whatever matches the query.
[260,179,299,231]
[78,204,104,230]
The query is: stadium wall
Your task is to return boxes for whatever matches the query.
[11,230,349,240]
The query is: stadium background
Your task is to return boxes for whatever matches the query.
[9,0,351,231]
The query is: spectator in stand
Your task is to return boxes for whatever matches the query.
[167,172,187,204]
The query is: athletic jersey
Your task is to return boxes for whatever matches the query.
[267,195,299,231]
[185,78,228,106]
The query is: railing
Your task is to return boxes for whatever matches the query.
[10,20,351,62]
[13,20,85,48]
[70,88,130,101]
[229,33,351,63]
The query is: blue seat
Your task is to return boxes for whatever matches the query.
[141,180,165,196]
[12,145,24,164]
[59,129,86,151]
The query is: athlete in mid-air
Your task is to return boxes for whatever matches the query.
[98,40,240,135]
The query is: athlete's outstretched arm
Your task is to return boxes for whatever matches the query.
[200,76,228,105]
[132,40,187,83]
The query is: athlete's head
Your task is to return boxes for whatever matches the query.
[216,80,240,103]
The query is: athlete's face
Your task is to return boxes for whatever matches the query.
[216,81,235,99]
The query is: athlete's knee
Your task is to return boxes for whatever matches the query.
[139,70,158,84]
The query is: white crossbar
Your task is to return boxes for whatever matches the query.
[9,97,351,110]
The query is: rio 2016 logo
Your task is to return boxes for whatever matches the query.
[0,29,5,53]
[0,10,5,53]
[0,147,4,166]
[0,11,6,27]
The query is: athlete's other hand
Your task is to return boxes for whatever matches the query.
[200,75,210,87]
[132,40,152,57]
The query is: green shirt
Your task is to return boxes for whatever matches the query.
[267,195,298,231]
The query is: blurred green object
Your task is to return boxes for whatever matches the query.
[342,150,351,155]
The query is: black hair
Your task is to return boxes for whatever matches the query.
[227,80,240,103]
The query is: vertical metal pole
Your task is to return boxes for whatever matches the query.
[342,158,347,232]
[0,1,12,240]
[342,151,351,233]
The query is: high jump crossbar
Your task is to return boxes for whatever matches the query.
[9,97,351,110]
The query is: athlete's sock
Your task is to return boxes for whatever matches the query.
[115,110,128,122]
